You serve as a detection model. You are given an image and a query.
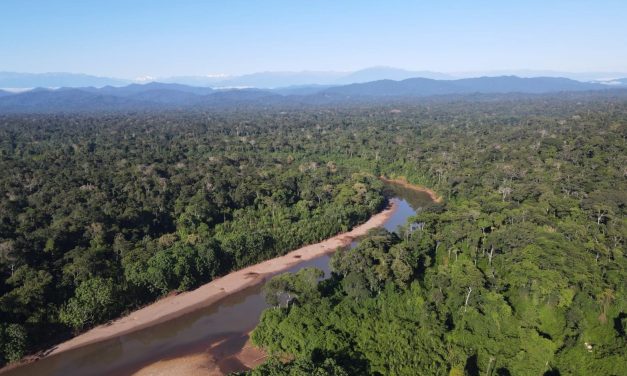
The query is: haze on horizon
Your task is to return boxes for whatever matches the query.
[2,0,627,79]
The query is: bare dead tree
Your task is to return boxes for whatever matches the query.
[464,286,472,312]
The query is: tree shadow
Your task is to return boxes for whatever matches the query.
[464,354,479,376]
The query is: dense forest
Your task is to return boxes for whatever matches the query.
[0,110,388,365]
[1,95,626,375]
[245,98,626,375]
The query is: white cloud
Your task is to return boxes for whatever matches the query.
[134,75,155,82]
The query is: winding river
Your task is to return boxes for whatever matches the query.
[3,182,433,376]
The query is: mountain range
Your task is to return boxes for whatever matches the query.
[3,67,627,90]
[0,72,131,89]
[0,76,626,113]
[321,76,609,97]
[0,68,450,89]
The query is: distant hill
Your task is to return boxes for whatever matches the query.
[0,76,622,113]
[0,72,130,89]
[83,82,215,105]
[272,84,335,96]
[322,76,607,97]
[156,72,343,88]
[94,82,215,96]
[0,70,344,89]
[334,67,452,84]
[218,72,344,88]
[4,69,627,90]
[180,67,452,88]
[0,83,280,112]
[0,89,153,112]
[457,70,627,82]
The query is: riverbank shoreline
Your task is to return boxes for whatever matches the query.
[380,176,442,203]
[129,180,438,375]
[131,330,266,376]
[1,200,399,374]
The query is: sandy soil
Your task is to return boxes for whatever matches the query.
[132,332,267,376]
[32,200,398,362]
[380,176,443,203]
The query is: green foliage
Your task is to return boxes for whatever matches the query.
[0,323,27,364]
[246,99,627,375]
[239,356,349,376]
[331,228,411,296]
[253,269,448,375]
[141,241,220,293]
[0,266,52,325]
[263,268,324,307]
[59,277,117,332]
[1,96,626,371]
[0,111,387,364]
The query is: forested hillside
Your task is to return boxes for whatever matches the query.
[244,99,627,375]
[0,95,625,374]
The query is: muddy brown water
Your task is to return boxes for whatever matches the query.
[3,184,432,376]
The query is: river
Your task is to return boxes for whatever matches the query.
[3,182,432,376]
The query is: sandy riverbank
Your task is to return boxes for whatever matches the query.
[381,176,442,203]
[132,331,266,376]
[127,178,441,376]
[25,200,398,365]
[128,179,441,376]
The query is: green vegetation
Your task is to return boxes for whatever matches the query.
[1,94,626,373]
[0,112,385,365]
[246,98,626,375]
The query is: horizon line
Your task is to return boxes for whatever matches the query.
[2,67,627,81]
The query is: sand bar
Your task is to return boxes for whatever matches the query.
[35,200,399,360]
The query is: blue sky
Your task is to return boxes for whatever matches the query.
[1,0,626,78]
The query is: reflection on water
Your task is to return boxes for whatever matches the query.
[3,184,432,376]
